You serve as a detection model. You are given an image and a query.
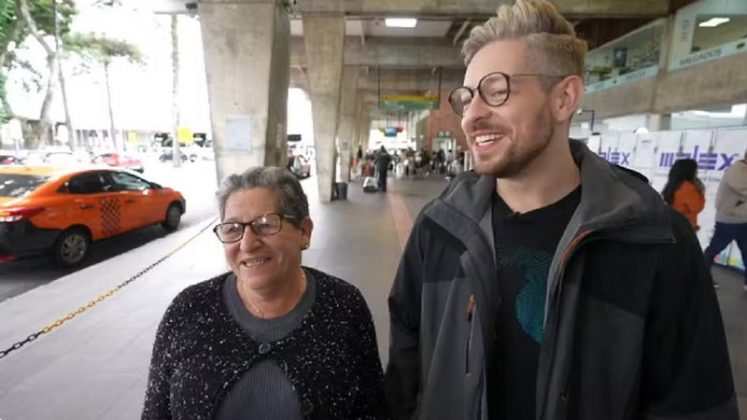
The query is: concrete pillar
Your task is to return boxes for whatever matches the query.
[360,115,372,152]
[336,66,359,182]
[199,0,290,183]
[304,14,345,202]
[648,114,671,132]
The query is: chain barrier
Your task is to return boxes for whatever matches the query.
[0,217,217,360]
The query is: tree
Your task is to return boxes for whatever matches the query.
[0,0,76,143]
[64,32,143,150]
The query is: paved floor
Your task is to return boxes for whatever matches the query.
[0,175,744,419]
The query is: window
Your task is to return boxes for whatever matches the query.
[67,173,106,194]
[108,171,152,191]
[0,174,49,197]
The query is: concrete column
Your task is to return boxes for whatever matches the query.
[336,66,359,182]
[304,14,345,202]
[360,114,372,152]
[647,114,671,132]
[199,0,290,183]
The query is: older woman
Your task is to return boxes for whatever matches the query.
[142,167,388,420]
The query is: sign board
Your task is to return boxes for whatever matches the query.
[225,116,252,152]
[177,127,194,144]
[379,95,439,111]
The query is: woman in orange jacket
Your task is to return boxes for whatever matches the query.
[662,159,705,230]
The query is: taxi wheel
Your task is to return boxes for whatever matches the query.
[162,204,182,231]
[53,228,90,267]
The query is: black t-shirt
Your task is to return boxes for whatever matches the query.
[490,186,581,419]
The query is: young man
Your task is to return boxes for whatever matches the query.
[704,151,747,290]
[385,1,737,419]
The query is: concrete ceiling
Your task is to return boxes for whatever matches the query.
[143,0,698,113]
[148,0,678,18]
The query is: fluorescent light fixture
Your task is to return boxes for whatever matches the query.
[698,17,730,27]
[385,18,418,28]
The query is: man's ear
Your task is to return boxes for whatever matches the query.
[551,75,583,123]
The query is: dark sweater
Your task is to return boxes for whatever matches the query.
[142,267,389,420]
[215,270,317,420]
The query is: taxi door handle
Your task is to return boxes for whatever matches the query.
[80,204,95,210]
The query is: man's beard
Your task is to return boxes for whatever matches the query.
[476,108,554,178]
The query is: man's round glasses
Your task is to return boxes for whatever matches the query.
[448,71,568,116]
[213,213,297,243]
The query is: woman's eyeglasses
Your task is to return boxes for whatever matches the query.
[213,213,297,243]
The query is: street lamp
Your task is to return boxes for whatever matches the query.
[576,108,596,134]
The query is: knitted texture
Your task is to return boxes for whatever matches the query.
[142,267,389,420]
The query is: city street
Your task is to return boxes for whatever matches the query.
[0,160,219,302]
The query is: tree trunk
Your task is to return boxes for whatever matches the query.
[104,62,117,150]
[171,14,181,167]
[53,0,75,151]
[19,0,57,147]
[36,52,59,146]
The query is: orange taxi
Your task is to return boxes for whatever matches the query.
[0,165,186,267]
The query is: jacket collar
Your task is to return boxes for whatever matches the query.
[428,139,673,244]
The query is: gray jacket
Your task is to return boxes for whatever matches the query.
[386,140,737,420]
[715,159,747,223]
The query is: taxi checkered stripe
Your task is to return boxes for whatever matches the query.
[99,198,120,236]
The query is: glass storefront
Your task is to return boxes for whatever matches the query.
[669,0,747,70]
[585,19,665,93]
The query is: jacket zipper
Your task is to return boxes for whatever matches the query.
[545,227,675,413]
[543,230,593,414]
[465,294,476,375]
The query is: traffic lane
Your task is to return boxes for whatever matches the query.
[0,205,217,303]
[0,161,219,302]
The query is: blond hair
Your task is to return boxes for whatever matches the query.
[462,0,587,81]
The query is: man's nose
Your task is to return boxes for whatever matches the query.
[462,92,492,128]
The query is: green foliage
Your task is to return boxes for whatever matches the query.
[0,0,77,122]
[1,0,77,60]
[63,32,144,66]
[0,72,11,125]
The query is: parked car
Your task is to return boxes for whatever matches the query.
[0,165,186,266]
[91,152,145,173]
[0,154,22,165]
[289,154,311,179]
[158,149,191,163]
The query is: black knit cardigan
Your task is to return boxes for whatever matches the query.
[142,267,390,420]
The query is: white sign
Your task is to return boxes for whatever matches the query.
[225,116,252,152]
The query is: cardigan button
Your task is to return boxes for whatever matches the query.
[301,400,314,415]
[258,342,272,354]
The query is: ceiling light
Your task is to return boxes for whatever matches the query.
[698,17,730,27]
[385,18,417,28]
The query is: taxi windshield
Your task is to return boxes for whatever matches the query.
[0,174,50,198]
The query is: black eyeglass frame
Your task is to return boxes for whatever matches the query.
[213,213,298,243]
[448,71,569,116]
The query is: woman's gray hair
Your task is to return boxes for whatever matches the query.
[462,0,587,83]
[216,167,309,225]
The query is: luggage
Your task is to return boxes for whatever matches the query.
[362,176,379,192]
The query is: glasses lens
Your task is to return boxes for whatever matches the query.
[216,222,243,242]
[449,87,473,116]
[251,214,282,237]
[479,73,509,106]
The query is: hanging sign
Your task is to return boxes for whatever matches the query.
[379,95,439,111]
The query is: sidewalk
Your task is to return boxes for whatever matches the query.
[0,175,745,419]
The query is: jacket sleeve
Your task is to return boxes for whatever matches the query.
[385,213,426,420]
[141,301,179,420]
[640,210,738,419]
[724,163,747,197]
[348,288,391,419]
